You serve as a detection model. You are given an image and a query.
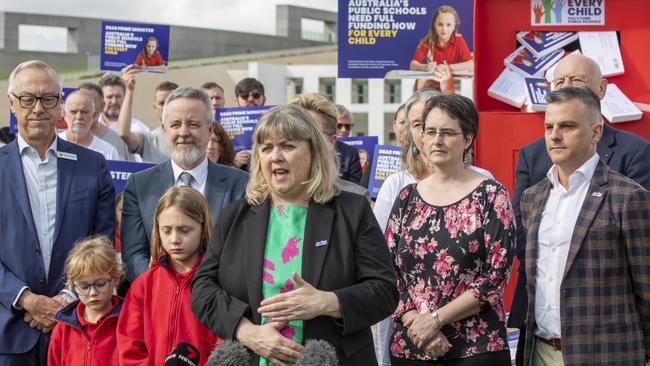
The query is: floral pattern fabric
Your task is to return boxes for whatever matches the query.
[259,204,307,366]
[386,180,515,361]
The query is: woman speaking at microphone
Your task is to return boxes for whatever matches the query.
[191,104,398,366]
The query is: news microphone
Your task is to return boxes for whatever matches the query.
[205,340,251,366]
[296,339,339,366]
[164,341,201,366]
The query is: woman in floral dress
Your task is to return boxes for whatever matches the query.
[387,94,515,365]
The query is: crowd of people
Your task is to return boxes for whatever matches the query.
[1,51,650,366]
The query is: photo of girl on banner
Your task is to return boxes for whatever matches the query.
[339,0,474,79]
[100,21,170,72]
[410,5,474,73]
[133,36,166,70]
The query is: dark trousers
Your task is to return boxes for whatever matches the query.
[391,351,511,366]
[0,333,50,366]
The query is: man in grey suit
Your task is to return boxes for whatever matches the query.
[121,86,248,282]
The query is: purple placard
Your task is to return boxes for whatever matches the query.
[368,144,402,198]
[338,0,475,78]
[101,21,170,72]
[216,106,271,153]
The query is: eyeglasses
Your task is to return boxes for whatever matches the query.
[10,93,60,109]
[238,92,263,100]
[423,128,464,140]
[337,123,354,130]
[73,277,113,296]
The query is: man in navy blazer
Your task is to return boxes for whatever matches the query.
[508,54,650,365]
[0,60,115,365]
[121,86,248,282]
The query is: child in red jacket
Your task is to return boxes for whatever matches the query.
[48,236,123,366]
[410,5,473,73]
[117,187,221,366]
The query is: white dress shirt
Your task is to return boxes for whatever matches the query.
[58,132,119,161]
[535,153,599,339]
[171,156,209,195]
[17,135,58,276]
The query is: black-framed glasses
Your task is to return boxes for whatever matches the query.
[72,277,113,296]
[337,123,354,130]
[423,128,464,140]
[10,93,60,109]
[238,92,263,100]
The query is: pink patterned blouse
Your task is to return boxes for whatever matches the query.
[386,180,515,361]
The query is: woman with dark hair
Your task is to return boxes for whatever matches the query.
[133,36,166,68]
[207,122,235,166]
[387,94,515,365]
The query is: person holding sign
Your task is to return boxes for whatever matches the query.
[410,5,473,74]
[386,94,513,365]
[117,67,175,164]
[133,36,166,71]
[191,105,397,365]
[232,78,267,170]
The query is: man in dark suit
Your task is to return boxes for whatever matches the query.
[520,87,650,365]
[121,86,248,282]
[0,60,115,365]
[334,103,362,184]
[509,54,650,365]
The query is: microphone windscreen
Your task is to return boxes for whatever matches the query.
[164,341,201,366]
[296,339,339,366]
[205,340,251,366]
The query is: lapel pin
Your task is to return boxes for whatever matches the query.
[592,191,603,197]
[315,240,328,247]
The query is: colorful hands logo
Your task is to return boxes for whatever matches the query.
[532,0,564,24]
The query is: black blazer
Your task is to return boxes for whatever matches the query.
[191,191,398,365]
[508,123,650,328]
[335,141,362,184]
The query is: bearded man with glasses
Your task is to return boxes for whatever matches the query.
[0,60,115,366]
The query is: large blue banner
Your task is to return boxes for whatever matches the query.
[101,21,170,72]
[338,0,474,78]
[216,106,271,153]
[107,160,155,195]
[368,144,402,198]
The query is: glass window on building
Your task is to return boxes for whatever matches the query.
[384,80,401,104]
[319,78,336,101]
[286,78,303,102]
[351,112,368,137]
[384,112,398,146]
[351,79,368,104]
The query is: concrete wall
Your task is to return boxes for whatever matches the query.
[0,5,337,77]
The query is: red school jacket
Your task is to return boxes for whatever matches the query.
[48,296,123,366]
[117,255,221,366]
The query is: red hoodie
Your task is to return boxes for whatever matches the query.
[117,255,221,366]
[48,296,122,366]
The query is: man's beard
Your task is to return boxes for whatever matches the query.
[168,138,206,166]
[104,106,120,120]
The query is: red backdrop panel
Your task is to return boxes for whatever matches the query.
[472,1,650,311]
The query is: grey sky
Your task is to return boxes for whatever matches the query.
[3,0,337,34]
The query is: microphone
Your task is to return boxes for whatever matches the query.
[205,340,251,366]
[164,341,201,366]
[296,339,339,366]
